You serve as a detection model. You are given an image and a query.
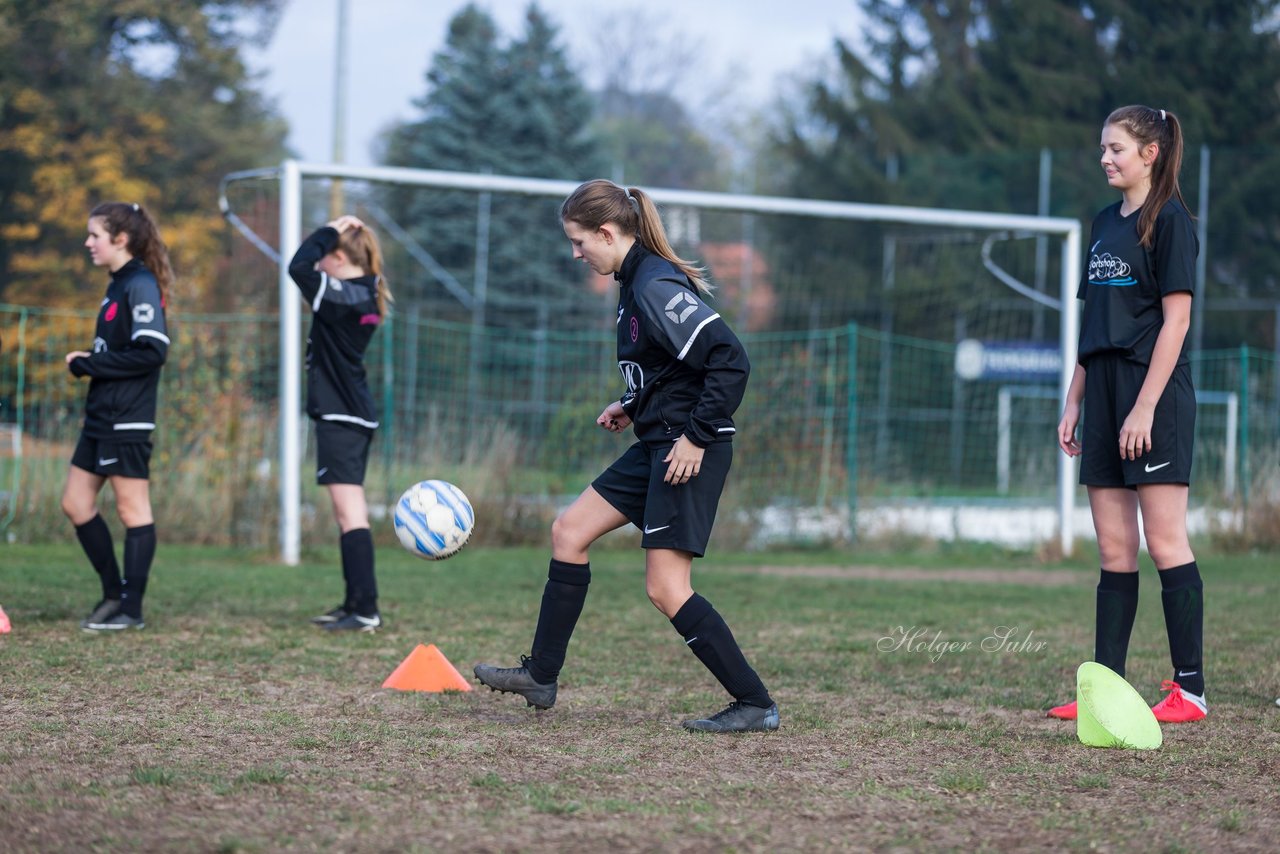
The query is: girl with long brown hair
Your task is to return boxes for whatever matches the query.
[1052,106,1206,724]
[474,180,778,733]
[64,202,172,631]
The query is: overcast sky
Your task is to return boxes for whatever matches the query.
[245,0,864,167]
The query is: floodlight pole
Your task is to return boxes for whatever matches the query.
[328,0,349,218]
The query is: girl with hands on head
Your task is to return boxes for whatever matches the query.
[287,212,392,633]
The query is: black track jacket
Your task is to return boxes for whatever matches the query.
[288,227,381,430]
[614,244,749,447]
[69,259,170,441]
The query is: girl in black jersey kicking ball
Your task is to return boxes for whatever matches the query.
[475,180,778,733]
[1051,106,1206,724]
[64,203,172,632]
[288,215,392,633]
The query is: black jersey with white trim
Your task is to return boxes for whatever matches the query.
[288,227,382,430]
[69,258,170,441]
[1077,198,1198,367]
[613,244,749,447]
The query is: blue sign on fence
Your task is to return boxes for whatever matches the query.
[955,339,1060,381]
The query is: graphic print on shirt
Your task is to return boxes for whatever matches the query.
[1087,240,1136,287]
[664,291,699,323]
[618,360,644,393]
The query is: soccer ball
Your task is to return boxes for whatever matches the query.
[393,480,474,560]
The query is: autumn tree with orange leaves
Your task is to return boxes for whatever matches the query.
[0,1,288,309]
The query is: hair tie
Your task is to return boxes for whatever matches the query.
[624,189,639,214]
[1159,109,1166,121]
[131,203,139,212]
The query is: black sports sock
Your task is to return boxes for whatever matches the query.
[671,593,774,708]
[341,549,354,612]
[1159,561,1204,696]
[341,528,377,617]
[1094,569,1139,677]
[526,559,590,685]
[76,514,122,600]
[120,523,156,619]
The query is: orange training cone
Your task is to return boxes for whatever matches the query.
[382,643,472,693]
[0,605,9,634]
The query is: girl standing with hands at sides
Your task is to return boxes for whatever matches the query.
[64,202,171,632]
[474,179,779,733]
[288,215,391,633]
[1051,106,1206,723]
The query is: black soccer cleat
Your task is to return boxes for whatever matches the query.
[473,657,558,709]
[79,598,121,629]
[681,701,780,733]
[322,612,381,633]
[83,612,145,633]
[310,605,350,625]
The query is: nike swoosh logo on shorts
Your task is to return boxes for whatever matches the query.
[1144,461,1171,472]
[98,458,118,466]
[317,467,328,478]
[643,524,670,534]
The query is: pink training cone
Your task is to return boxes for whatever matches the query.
[382,643,472,693]
[0,605,10,634]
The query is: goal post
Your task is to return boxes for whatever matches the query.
[221,159,1083,564]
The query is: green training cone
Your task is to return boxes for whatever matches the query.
[1075,661,1162,750]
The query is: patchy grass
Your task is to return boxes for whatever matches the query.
[1,542,1277,851]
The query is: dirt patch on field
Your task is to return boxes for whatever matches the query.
[744,564,1087,586]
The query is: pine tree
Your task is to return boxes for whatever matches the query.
[382,3,604,317]
[761,0,1280,331]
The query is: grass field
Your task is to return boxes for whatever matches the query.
[1,541,1278,852]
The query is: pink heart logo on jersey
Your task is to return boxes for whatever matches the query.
[104,302,118,322]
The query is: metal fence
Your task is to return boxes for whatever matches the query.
[3,302,1273,550]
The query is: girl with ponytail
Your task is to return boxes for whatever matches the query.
[288,214,392,633]
[63,202,172,632]
[475,180,779,733]
[1052,106,1207,724]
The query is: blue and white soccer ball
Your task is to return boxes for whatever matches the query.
[393,480,474,560]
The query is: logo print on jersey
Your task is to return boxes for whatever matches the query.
[618,360,644,393]
[132,303,154,324]
[1088,252,1136,287]
[616,306,624,325]
[630,316,639,342]
[92,336,107,354]
[665,292,699,323]
[104,302,118,322]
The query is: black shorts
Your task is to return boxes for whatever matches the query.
[314,420,373,485]
[71,434,152,479]
[591,440,732,558]
[1079,353,1195,488]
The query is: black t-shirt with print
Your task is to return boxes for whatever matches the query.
[1076,198,1198,366]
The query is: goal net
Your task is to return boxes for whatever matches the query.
[214,160,1083,563]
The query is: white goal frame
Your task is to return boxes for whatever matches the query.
[221,159,1082,564]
